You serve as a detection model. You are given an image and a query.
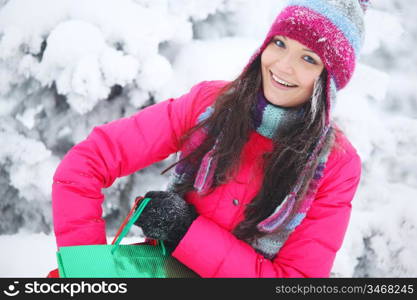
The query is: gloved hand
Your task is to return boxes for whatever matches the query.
[134,191,198,249]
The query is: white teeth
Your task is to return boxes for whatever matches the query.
[271,73,296,87]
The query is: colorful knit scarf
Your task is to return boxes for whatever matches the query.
[167,90,335,259]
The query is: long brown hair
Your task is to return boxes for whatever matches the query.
[161,52,334,243]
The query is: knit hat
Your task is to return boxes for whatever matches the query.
[241,0,369,233]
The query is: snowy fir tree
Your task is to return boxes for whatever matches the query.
[0,0,416,277]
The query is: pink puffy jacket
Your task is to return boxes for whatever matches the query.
[52,80,362,278]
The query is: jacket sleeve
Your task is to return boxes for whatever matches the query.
[172,153,362,277]
[52,81,216,248]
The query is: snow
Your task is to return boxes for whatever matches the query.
[136,53,173,92]
[15,105,43,130]
[0,232,58,278]
[0,121,59,203]
[0,231,142,277]
[156,37,259,100]
[362,9,404,55]
[1,0,416,278]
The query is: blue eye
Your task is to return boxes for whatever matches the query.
[273,39,285,48]
[303,55,317,65]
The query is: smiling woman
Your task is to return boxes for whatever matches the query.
[261,35,324,108]
[52,0,367,278]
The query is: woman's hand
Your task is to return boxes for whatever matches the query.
[134,191,198,248]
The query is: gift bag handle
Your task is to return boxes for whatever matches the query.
[111,196,166,255]
[111,196,143,245]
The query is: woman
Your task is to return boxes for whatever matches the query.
[52,0,368,277]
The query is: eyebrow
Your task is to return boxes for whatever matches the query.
[303,48,316,54]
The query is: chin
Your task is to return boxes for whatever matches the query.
[265,87,308,108]
[264,89,289,106]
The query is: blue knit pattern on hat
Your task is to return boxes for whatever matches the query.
[287,0,365,54]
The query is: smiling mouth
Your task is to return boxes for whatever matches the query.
[270,71,298,88]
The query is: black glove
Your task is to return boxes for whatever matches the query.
[134,191,198,249]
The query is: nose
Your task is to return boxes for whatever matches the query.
[273,51,294,74]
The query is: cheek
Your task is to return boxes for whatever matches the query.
[260,52,269,71]
[260,52,272,82]
[298,70,320,91]
[260,46,275,68]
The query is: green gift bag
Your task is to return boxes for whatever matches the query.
[56,196,199,278]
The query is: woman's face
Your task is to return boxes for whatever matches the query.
[260,35,324,107]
